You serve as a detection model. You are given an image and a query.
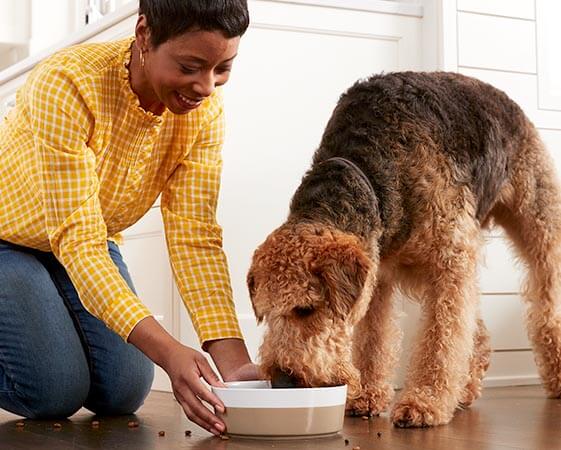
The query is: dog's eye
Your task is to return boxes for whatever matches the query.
[247,274,256,296]
[293,306,315,318]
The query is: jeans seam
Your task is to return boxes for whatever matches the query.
[0,350,36,417]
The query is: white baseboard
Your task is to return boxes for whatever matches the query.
[483,375,541,388]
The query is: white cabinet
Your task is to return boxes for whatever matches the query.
[0,0,31,45]
[0,0,31,70]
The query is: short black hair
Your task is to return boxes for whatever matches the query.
[139,0,250,48]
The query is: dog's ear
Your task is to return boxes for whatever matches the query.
[247,270,264,324]
[311,237,371,318]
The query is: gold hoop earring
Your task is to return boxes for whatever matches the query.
[140,49,145,68]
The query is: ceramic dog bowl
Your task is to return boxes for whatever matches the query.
[211,380,347,439]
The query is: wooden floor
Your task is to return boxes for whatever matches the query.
[0,385,560,449]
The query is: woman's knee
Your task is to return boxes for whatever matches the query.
[85,349,154,415]
[1,362,90,419]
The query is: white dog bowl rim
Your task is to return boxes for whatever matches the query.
[212,381,347,408]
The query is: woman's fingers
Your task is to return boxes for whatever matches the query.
[176,392,222,436]
[176,380,225,435]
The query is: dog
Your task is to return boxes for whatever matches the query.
[246,71,561,428]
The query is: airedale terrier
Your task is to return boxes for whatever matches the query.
[247,71,561,427]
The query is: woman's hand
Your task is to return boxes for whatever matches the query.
[128,317,227,435]
[163,343,227,436]
[204,338,262,382]
[226,362,261,381]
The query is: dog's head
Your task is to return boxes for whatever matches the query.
[247,222,375,391]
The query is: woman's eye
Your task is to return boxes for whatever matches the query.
[215,66,232,75]
[180,65,198,74]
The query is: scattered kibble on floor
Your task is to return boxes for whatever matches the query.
[377,431,382,437]
[185,430,192,436]
[352,446,361,450]
[158,430,165,436]
[127,421,139,428]
[344,438,349,445]
[15,422,24,428]
[361,416,369,420]
[53,423,62,429]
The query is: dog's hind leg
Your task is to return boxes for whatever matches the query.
[458,315,491,408]
[391,190,482,427]
[491,131,561,397]
[346,276,400,416]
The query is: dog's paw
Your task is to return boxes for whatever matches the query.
[391,393,453,428]
[458,381,482,408]
[391,403,436,428]
[345,383,394,417]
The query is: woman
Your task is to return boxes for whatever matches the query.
[0,0,256,436]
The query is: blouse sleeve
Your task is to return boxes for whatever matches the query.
[161,92,243,346]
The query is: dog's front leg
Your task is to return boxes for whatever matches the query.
[391,245,479,427]
[346,278,400,416]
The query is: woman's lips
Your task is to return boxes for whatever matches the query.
[176,92,202,110]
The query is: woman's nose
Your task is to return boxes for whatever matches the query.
[193,71,215,98]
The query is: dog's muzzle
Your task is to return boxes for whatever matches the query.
[271,367,303,388]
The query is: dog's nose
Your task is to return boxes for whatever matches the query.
[271,367,301,388]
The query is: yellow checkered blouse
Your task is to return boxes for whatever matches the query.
[0,37,243,344]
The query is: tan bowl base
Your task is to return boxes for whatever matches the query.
[220,405,345,437]
[226,431,340,440]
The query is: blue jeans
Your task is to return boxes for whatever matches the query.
[0,240,154,419]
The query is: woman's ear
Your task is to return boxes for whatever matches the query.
[135,14,151,51]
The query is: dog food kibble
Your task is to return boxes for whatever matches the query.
[91,420,100,428]
[127,420,139,428]
[158,431,165,437]
[377,431,382,437]
[220,434,230,440]
[53,423,62,429]
[185,430,192,436]
[352,446,360,450]
[15,421,24,428]
[344,438,350,445]
[361,415,369,420]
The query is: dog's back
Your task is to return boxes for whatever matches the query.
[293,72,535,254]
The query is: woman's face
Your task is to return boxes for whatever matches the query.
[135,17,240,115]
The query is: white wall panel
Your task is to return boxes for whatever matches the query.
[458,12,536,73]
[481,295,530,350]
[485,350,539,387]
[536,0,561,111]
[457,0,535,20]
[479,237,525,294]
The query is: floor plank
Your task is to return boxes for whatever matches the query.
[1,385,560,449]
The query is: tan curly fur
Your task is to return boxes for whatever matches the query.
[247,72,561,428]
